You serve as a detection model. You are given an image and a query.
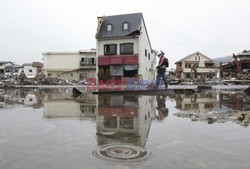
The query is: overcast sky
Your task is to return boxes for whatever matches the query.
[0,0,250,68]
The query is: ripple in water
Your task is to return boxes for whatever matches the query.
[93,144,151,163]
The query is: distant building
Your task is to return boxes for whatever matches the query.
[175,51,218,79]
[4,64,22,77]
[95,13,157,83]
[42,49,96,81]
[22,62,43,78]
[0,61,14,75]
[221,50,250,75]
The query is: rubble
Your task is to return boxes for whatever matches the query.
[0,76,76,87]
[174,110,250,127]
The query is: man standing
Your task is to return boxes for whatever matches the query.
[155,51,168,89]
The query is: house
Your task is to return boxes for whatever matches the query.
[0,61,14,75]
[175,51,218,79]
[42,49,96,81]
[22,62,43,78]
[95,13,157,84]
[4,64,22,77]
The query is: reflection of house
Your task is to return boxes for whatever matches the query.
[42,49,96,81]
[43,90,97,120]
[24,94,37,106]
[217,91,244,111]
[175,52,218,79]
[96,95,156,146]
[96,13,157,83]
[2,89,43,108]
[0,61,14,75]
[175,91,247,113]
[175,93,218,113]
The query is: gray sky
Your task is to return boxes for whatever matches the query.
[0,0,250,68]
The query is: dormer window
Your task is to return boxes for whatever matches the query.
[107,24,112,32]
[123,22,128,30]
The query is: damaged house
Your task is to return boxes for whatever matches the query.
[42,49,96,81]
[220,50,250,79]
[95,13,157,83]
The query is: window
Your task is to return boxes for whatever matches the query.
[104,44,117,55]
[123,22,128,30]
[29,69,32,72]
[145,49,147,57]
[148,53,150,60]
[185,63,191,68]
[195,56,197,60]
[107,24,112,32]
[120,43,133,55]
[81,58,85,63]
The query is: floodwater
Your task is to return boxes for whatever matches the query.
[0,88,250,169]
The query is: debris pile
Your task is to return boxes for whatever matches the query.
[174,111,250,127]
[0,76,77,87]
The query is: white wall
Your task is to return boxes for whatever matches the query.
[23,65,37,77]
[138,18,155,81]
[43,53,79,71]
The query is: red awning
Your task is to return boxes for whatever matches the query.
[110,58,122,64]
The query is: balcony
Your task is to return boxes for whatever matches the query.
[80,58,96,69]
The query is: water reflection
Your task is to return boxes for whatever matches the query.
[0,88,250,168]
[94,95,159,163]
[174,90,250,127]
[96,95,158,147]
[43,90,96,120]
[0,89,43,108]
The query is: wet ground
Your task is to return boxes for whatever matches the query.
[0,87,250,169]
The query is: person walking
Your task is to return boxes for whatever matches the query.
[155,51,168,89]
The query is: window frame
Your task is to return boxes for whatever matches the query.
[104,44,117,55]
[123,22,129,30]
[120,43,134,55]
[107,24,112,32]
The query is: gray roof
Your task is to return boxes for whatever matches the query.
[175,51,214,64]
[96,13,143,39]
[0,61,14,65]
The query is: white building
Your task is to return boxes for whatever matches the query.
[42,49,96,81]
[95,13,157,83]
[22,62,43,78]
[175,51,218,79]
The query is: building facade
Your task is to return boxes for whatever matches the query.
[42,49,96,81]
[95,13,156,83]
[175,51,218,79]
[22,62,43,78]
[0,61,14,75]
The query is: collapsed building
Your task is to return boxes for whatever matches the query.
[220,50,250,80]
